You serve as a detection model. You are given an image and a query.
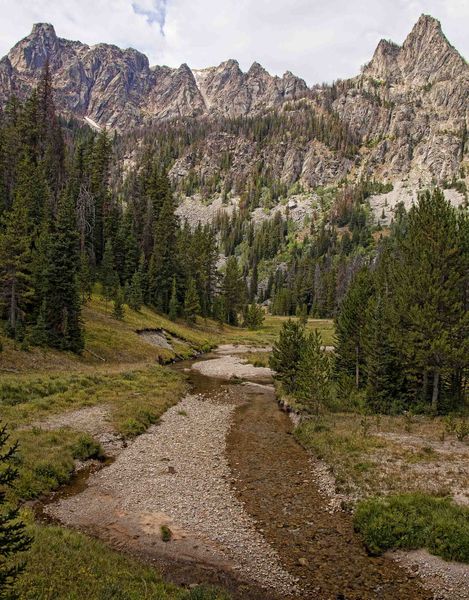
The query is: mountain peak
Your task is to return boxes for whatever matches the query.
[403,13,445,49]
[31,23,57,40]
[364,14,467,84]
[412,13,442,33]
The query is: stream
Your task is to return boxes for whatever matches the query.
[40,349,430,599]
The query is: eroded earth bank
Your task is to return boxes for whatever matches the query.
[44,347,432,599]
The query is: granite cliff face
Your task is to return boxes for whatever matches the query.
[0,15,468,188]
[0,23,308,129]
[333,14,469,183]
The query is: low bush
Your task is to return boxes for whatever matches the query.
[71,435,104,461]
[160,525,172,542]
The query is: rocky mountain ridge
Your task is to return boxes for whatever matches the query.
[0,22,308,129]
[1,15,468,189]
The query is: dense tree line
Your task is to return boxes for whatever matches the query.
[0,66,83,351]
[335,189,469,414]
[0,70,267,351]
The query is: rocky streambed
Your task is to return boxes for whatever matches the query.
[43,348,433,599]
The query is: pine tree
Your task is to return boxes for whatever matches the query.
[296,330,331,413]
[127,270,143,312]
[244,304,264,330]
[184,278,200,323]
[385,189,469,413]
[29,304,47,347]
[296,303,308,325]
[0,424,31,599]
[269,319,305,393]
[37,60,65,202]
[364,295,403,413]
[249,260,258,301]
[101,240,118,303]
[37,194,84,352]
[78,252,93,304]
[89,130,111,263]
[223,256,244,325]
[112,286,125,320]
[168,277,178,321]
[148,188,178,312]
[0,196,33,337]
[213,295,226,325]
[334,268,374,390]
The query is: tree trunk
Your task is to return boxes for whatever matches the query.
[355,345,360,388]
[9,278,16,330]
[431,369,440,413]
[422,369,429,404]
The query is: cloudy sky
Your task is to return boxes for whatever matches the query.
[1,0,468,84]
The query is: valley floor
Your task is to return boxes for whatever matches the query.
[38,348,429,599]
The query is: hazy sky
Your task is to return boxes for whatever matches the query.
[1,0,468,84]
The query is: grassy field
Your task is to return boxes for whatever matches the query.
[295,412,469,562]
[218,315,335,347]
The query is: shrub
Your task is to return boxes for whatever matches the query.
[183,586,231,600]
[160,525,172,542]
[70,435,104,461]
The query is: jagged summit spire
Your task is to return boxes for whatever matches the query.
[364,13,466,83]
[31,23,57,39]
[412,14,442,32]
[403,13,446,48]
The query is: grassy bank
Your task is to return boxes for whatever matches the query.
[354,494,469,563]
[294,412,469,561]
[0,295,218,373]
[16,519,228,600]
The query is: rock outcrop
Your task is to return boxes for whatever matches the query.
[333,14,468,182]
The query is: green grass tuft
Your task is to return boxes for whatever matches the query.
[160,524,172,542]
[70,434,105,461]
[354,493,469,563]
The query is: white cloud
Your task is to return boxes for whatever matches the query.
[1,0,468,83]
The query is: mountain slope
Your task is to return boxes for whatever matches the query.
[0,15,467,188]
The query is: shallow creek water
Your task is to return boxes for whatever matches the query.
[175,355,429,599]
[38,351,430,599]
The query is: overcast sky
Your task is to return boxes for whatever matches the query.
[1,0,468,84]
